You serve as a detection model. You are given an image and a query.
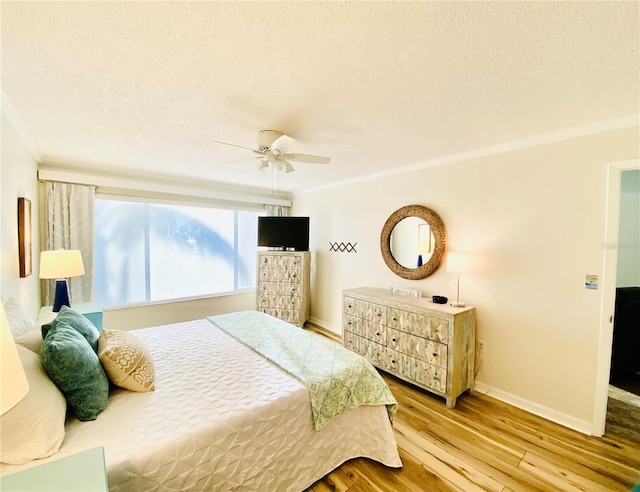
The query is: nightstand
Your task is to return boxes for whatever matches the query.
[0,447,108,491]
[40,302,103,330]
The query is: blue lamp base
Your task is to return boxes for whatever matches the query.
[52,279,71,312]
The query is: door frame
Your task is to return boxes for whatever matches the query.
[592,158,639,436]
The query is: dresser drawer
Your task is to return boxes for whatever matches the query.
[257,294,303,309]
[400,354,447,393]
[259,254,302,270]
[259,268,302,282]
[344,314,387,345]
[344,297,386,324]
[375,348,447,393]
[387,328,447,368]
[257,282,303,297]
[344,332,384,362]
[376,346,399,373]
[387,307,448,343]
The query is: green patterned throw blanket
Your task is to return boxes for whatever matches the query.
[207,311,398,430]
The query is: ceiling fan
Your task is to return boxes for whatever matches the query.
[214,130,330,173]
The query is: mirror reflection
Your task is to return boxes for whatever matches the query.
[380,204,447,280]
[390,217,435,269]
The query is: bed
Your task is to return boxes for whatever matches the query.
[1,309,402,491]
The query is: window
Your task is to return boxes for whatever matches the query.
[94,198,260,307]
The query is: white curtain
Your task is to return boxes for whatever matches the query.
[266,205,289,216]
[43,182,96,306]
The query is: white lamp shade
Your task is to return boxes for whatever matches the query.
[39,250,85,279]
[1,303,29,415]
[447,252,473,274]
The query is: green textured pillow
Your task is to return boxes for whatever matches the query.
[41,305,99,352]
[40,321,109,421]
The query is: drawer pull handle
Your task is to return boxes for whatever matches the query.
[376,332,380,336]
[392,338,396,342]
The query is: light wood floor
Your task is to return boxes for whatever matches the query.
[304,325,640,492]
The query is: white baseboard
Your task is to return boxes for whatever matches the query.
[472,381,593,436]
[308,316,341,336]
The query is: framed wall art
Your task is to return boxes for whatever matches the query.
[18,197,32,277]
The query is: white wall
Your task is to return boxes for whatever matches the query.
[616,169,640,287]
[292,126,640,432]
[1,113,41,316]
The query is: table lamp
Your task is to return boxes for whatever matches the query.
[39,249,85,312]
[447,252,473,307]
[1,302,29,415]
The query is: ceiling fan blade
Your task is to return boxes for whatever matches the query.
[283,153,330,164]
[271,135,296,155]
[276,159,296,173]
[213,141,259,152]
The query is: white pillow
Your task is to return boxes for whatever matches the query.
[3,297,35,337]
[0,345,67,465]
[34,309,58,329]
[14,329,44,353]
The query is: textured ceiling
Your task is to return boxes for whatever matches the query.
[1,1,638,193]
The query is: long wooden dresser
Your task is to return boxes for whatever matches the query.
[342,287,476,407]
[257,251,310,327]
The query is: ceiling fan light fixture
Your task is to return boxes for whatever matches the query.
[273,161,287,176]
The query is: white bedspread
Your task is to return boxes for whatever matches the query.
[1,319,401,491]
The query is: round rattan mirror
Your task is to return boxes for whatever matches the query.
[380,205,447,280]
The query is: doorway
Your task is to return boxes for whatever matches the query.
[607,167,640,444]
[593,159,640,438]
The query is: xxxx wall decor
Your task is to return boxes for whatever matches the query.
[329,242,357,253]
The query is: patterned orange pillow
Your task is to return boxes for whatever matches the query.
[98,329,155,392]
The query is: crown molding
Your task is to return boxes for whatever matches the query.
[1,90,43,162]
[297,113,640,195]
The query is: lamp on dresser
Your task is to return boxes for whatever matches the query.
[1,302,29,415]
[39,249,85,312]
[447,252,473,307]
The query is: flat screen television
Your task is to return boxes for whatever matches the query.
[257,216,310,251]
